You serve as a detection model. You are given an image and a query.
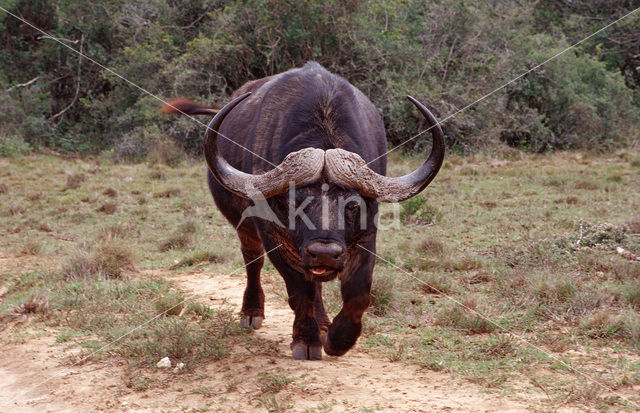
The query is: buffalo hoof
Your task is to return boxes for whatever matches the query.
[291,341,322,360]
[322,340,348,357]
[240,315,263,329]
[320,331,349,357]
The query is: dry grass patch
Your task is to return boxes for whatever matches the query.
[148,170,167,180]
[369,272,395,316]
[25,192,43,201]
[624,284,640,309]
[434,305,496,335]
[96,223,132,241]
[580,311,625,339]
[159,220,198,252]
[419,238,446,257]
[21,240,43,255]
[63,239,135,279]
[418,272,454,295]
[147,139,185,168]
[13,293,50,315]
[96,202,117,214]
[4,202,25,216]
[169,250,223,269]
[153,187,181,198]
[627,218,640,235]
[65,172,86,190]
[574,180,600,190]
[258,373,294,394]
[102,187,118,197]
[37,222,52,232]
[578,254,640,281]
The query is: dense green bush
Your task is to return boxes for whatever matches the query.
[502,34,639,152]
[0,0,638,159]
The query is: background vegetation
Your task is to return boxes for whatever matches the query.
[1,0,639,160]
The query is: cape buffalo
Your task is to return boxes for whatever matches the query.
[162,62,444,360]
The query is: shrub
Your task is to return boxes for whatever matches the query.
[0,0,637,156]
[0,134,31,156]
[400,197,442,225]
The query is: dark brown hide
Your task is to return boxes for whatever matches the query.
[164,62,443,360]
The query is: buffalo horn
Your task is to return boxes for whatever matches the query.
[325,96,445,203]
[204,92,325,199]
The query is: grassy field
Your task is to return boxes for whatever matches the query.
[0,149,639,411]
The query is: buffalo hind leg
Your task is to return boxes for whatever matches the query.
[314,282,331,336]
[237,220,265,329]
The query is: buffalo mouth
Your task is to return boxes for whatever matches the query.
[306,266,339,282]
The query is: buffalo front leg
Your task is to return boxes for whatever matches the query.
[237,221,265,330]
[322,254,374,356]
[289,281,331,360]
[286,277,323,360]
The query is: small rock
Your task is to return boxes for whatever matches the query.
[156,357,171,368]
[176,362,185,370]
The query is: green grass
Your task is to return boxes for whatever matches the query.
[1,267,247,367]
[369,150,640,407]
[1,151,639,410]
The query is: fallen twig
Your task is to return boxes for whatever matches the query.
[616,247,640,262]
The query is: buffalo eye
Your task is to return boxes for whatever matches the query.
[346,201,360,214]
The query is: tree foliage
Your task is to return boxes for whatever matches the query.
[0,0,638,158]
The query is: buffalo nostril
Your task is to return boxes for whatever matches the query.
[306,242,344,263]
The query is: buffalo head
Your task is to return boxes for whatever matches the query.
[203,92,445,282]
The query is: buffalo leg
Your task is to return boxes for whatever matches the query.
[285,276,323,360]
[264,232,326,360]
[322,252,374,356]
[237,220,265,329]
[207,174,265,328]
[314,282,330,335]
[265,247,322,360]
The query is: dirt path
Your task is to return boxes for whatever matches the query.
[167,269,531,412]
[0,266,533,412]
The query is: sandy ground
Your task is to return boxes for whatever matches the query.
[0,255,537,413]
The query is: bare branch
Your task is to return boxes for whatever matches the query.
[37,35,79,44]
[6,76,39,92]
[49,34,84,122]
